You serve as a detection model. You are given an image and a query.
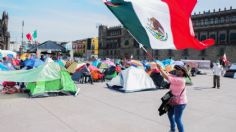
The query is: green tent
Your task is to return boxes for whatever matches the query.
[26,70,78,97]
[0,62,78,98]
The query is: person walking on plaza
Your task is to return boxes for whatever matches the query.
[156,63,189,132]
[212,62,223,89]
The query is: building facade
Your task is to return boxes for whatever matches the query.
[98,7,236,62]
[72,39,87,57]
[72,37,99,58]
[91,37,99,55]
[98,25,151,59]
[0,11,10,50]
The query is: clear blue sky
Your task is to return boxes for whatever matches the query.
[0,0,235,43]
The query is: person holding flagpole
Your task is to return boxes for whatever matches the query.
[156,63,189,132]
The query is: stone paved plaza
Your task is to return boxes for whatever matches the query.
[0,71,236,132]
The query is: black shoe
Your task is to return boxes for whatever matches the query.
[212,87,216,88]
[217,87,220,89]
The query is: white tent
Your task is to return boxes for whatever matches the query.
[107,66,156,92]
[0,50,17,58]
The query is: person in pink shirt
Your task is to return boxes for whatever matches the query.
[156,64,190,132]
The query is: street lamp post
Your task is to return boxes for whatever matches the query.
[21,21,24,53]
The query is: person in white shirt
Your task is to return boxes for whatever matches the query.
[212,62,223,89]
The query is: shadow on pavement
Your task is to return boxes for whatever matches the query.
[0,93,28,100]
[193,87,215,91]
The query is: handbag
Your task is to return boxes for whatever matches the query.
[158,91,174,116]
[158,88,185,116]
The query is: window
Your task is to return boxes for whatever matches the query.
[215,18,219,24]
[196,21,199,26]
[110,50,113,55]
[201,19,204,26]
[125,40,129,46]
[200,50,206,56]
[209,34,217,44]
[210,34,216,40]
[210,18,214,25]
[219,33,226,44]
[230,33,236,43]
[200,35,207,41]
[231,16,236,22]
[218,48,225,56]
[220,17,225,24]
[204,19,209,25]
[226,16,230,23]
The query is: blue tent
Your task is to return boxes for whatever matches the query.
[24,59,35,67]
[0,63,9,71]
[92,60,100,67]
[162,59,174,66]
[34,59,44,67]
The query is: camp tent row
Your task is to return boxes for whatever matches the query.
[107,66,157,92]
[107,66,193,92]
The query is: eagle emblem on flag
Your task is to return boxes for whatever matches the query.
[146,17,168,41]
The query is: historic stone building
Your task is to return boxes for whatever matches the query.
[0,11,10,50]
[98,7,236,62]
[98,25,148,59]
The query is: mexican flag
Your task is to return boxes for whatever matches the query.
[103,0,215,50]
[33,30,37,40]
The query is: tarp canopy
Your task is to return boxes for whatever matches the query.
[107,66,156,92]
[30,41,66,52]
[0,62,61,82]
[67,62,86,73]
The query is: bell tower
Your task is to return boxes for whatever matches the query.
[0,11,10,50]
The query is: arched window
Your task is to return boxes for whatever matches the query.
[209,34,217,44]
[219,33,226,44]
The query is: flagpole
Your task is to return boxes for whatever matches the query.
[139,44,154,61]
[21,21,24,53]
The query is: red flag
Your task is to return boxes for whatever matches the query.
[222,53,227,63]
[26,33,32,41]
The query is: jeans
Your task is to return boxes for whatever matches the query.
[168,104,186,132]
